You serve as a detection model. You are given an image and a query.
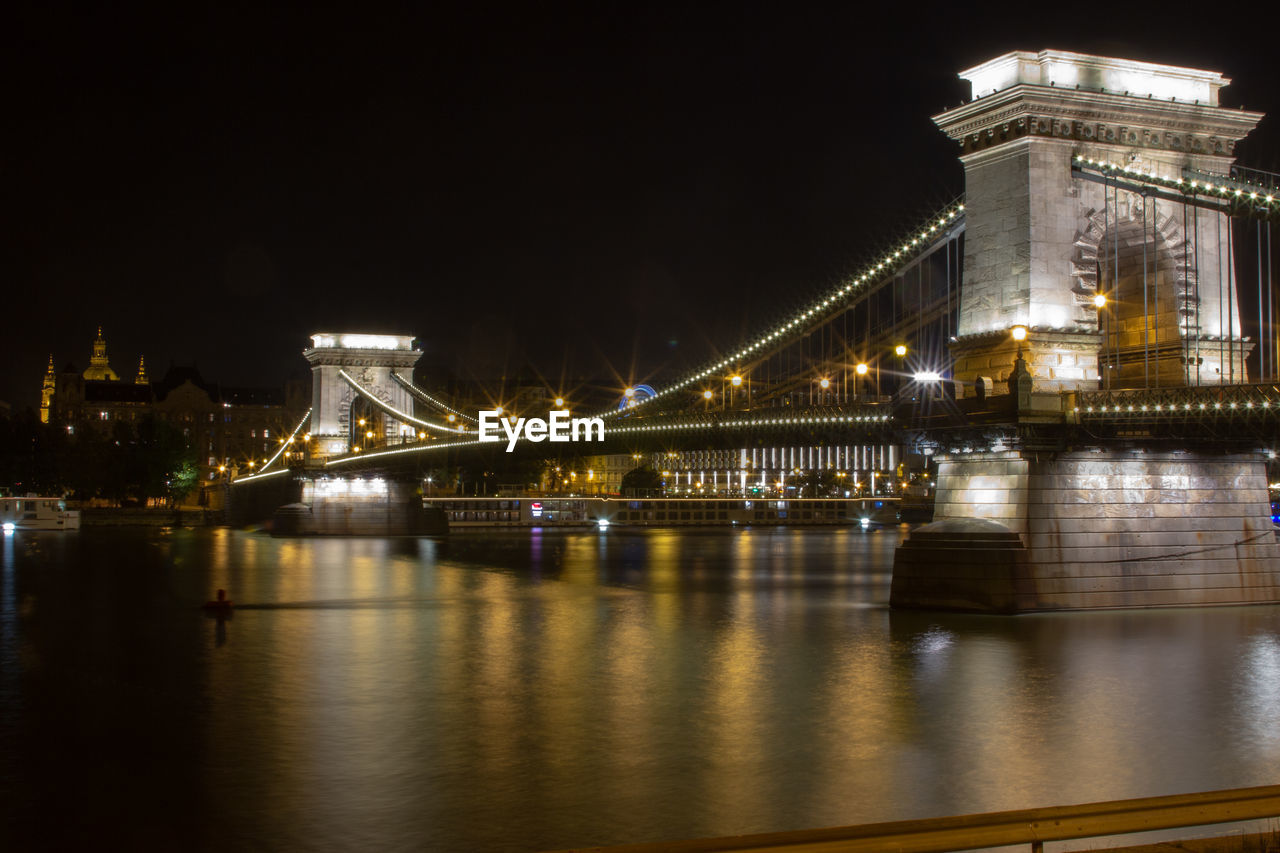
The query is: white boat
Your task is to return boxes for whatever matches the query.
[0,496,81,531]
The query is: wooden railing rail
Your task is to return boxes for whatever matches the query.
[558,784,1280,853]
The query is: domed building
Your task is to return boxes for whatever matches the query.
[81,327,120,382]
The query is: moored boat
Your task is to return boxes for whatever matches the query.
[0,496,81,531]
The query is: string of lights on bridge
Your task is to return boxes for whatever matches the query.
[1073,155,1279,206]
[602,412,893,436]
[230,408,313,483]
[391,373,477,423]
[592,200,968,419]
[1077,401,1280,415]
[318,410,896,469]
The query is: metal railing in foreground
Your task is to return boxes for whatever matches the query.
[558,784,1280,853]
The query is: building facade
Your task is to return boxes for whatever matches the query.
[46,328,310,496]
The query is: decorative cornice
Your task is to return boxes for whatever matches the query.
[934,85,1262,158]
[302,348,422,368]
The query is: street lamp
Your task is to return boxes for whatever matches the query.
[1094,293,1111,388]
[1011,325,1028,361]
[853,361,870,400]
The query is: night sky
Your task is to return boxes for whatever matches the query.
[7,4,1278,411]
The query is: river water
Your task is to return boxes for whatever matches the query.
[1,525,1279,850]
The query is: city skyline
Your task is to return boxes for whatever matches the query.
[7,6,1278,411]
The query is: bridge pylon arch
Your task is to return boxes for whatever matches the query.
[933,49,1261,391]
[302,333,423,458]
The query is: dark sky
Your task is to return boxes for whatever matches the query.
[6,4,1278,411]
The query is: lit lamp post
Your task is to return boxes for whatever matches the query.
[893,344,907,397]
[1094,293,1109,389]
[855,361,869,400]
[1010,325,1032,408]
[1011,324,1028,358]
[729,373,744,409]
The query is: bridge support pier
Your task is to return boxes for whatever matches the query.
[891,450,1280,612]
[271,477,446,536]
[230,474,446,535]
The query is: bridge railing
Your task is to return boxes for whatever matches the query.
[1076,382,1280,420]
[559,784,1280,853]
[605,403,893,434]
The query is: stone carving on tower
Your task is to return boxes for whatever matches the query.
[932,50,1262,391]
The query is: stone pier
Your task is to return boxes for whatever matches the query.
[272,478,446,536]
[891,450,1280,611]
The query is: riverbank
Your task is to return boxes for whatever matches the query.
[78,507,224,527]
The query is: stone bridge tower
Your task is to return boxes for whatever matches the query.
[303,333,422,458]
[933,50,1262,390]
[891,52,1279,612]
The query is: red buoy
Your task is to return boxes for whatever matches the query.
[202,588,233,611]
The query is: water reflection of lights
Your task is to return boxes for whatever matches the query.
[1243,635,1280,748]
[913,626,955,655]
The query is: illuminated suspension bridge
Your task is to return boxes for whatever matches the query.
[230,49,1280,612]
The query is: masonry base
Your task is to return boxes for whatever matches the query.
[891,450,1280,612]
[270,480,447,536]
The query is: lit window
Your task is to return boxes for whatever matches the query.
[263,429,270,438]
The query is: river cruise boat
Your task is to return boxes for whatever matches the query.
[429,496,901,528]
[0,496,81,531]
